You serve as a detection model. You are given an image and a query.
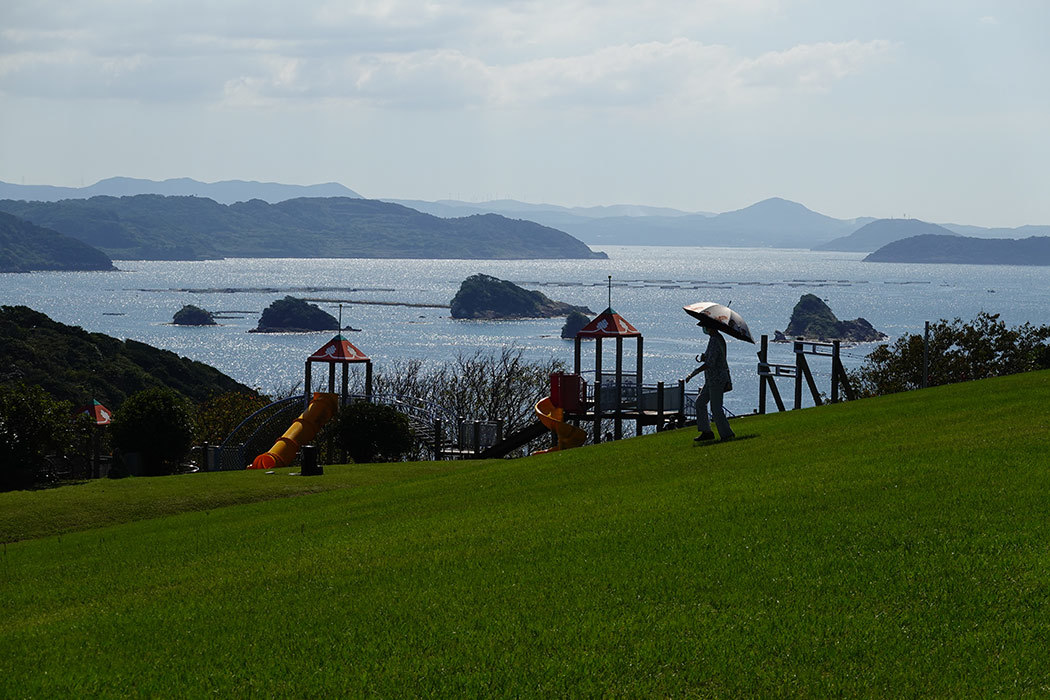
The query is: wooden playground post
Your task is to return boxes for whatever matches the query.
[614,336,623,440]
[635,336,644,436]
[593,337,603,443]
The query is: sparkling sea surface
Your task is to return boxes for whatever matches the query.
[3,245,1047,414]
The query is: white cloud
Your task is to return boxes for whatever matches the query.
[734,40,894,94]
[0,0,792,106]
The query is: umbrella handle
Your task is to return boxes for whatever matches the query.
[695,354,703,364]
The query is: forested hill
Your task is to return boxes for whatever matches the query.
[0,305,253,407]
[0,211,115,272]
[864,234,1050,265]
[0,196,607,261]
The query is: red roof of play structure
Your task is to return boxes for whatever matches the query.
[76,399,112,426]
[308,334,370,363]
[576,307,641,338]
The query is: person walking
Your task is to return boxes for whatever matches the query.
[686,326,735,442]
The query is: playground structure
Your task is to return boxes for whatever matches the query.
[250,392,337,469]
[215,291,704,470]
[527,304,690,450]
[249,334,372,470]
[756,334,856,412]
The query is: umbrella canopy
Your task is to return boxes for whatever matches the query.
[683,302,755,344]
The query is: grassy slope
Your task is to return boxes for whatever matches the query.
[2,371,1049,696]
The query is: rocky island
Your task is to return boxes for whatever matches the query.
[172,304,217,326]
[561,311,591,338]
[251,296,341,333]
[778,294,886,343]
[451,274,593,320]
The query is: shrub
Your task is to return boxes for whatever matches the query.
[111,388,196,475]
[850,312,1050,397]
[332,400,414,464]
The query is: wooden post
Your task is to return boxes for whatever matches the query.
[593,337,603,442]
[574,337,582,376]
[635,336,644,436]
[656,381,665,430]
[341,363,349,407]
[365,361,373,401]
[833,353,856,402]
[794,340,803,410]
[831,341,840,403]
[798,353,822,406]
[758,335,768,415]
[923,320,930,389]
[678,379,686,427]
[614,336,623,440]
[304,361,312,411]
[328,362,336,393]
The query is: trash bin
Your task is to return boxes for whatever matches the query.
[301,444,323,476]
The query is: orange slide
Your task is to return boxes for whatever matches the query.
[250,392,339,469]
[534,396,587,453]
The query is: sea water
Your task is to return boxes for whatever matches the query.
[3,245,1047,415]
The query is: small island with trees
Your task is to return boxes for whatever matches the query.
[172,305,217,326]
[251,296,342,333]
[778,294,886,343]
[450,274,594,320]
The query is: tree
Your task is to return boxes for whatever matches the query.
[110,388,196,475]
[850,312,1050,398]
[332,400,414,463]
[0,383,79,490]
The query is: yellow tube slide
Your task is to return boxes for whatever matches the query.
[250,392,339,470]
[534,396,587,453]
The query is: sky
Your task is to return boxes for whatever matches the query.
[1,0,1048,227]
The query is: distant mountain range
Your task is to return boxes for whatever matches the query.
[864,234,1050,265]
[4,177,1049,251]
[815,219,960,252]
[0,177,361,205]
[0,195,606,261]
[392,196,868,248]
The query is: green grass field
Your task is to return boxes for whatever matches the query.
[2,371,1049,696]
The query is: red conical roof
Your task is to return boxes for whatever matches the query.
[576,307,641,338]
[75,399,112,426]
[308,334,370,363]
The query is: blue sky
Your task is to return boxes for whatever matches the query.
[1,0,1047,226]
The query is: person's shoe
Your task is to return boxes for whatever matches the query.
[694,431,715,443]
[720,434,736,442]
